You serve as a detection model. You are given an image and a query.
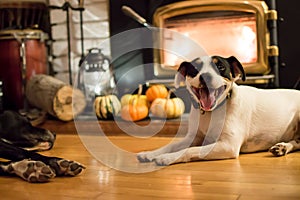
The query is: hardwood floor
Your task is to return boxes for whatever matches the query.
[1,121,300,199]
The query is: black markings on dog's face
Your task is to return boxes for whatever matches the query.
[178,56,226,90]
[178,61,199,78]
[227,56,246,81]
[211,56,232,80]
[178,56,245,82]
[190,58,204,73]
[176,56,246,111]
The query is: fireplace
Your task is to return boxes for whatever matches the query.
[150,0,279,86]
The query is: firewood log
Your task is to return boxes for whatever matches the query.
[25,74,86,121]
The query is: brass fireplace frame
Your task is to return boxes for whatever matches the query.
[151,0,278,85]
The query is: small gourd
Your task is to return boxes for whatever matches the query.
[121,84,149,121]
[120,104,148,122]
[150,89,185,119]
[146,84,168,102]
[94,95,121,119]
[120,89,149,108]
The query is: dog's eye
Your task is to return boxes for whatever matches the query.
[217,64,226,71]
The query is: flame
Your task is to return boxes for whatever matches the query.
[163,14,257,68]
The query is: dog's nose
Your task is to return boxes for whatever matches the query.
[45,130,56,143]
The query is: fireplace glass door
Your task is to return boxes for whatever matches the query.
[162,11,257,68]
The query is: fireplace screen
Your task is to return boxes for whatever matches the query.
[163,11,257,67]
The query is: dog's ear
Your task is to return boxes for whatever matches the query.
[175,61,199,88]
[226,56,246,81]
[175,62,188,89]
[174,71,185,89]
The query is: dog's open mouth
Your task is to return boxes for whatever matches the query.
[192,85,226,111]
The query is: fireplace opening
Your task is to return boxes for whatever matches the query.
[163,11,257,68]
[150,0,279,86]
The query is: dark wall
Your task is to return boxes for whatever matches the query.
[109,0,148,95]
[109,0,180,36]
[277,0,300,89]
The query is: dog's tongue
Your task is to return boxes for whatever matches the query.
[199,88,215,110]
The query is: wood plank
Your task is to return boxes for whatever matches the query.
[1,121,300,199]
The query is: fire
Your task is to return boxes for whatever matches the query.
[163,13,257,68]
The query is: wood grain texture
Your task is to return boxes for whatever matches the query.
[1,120,300,199]
[26,75,86,121]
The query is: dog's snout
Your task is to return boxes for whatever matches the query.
[47,130,56,141]
[199,73,213,87]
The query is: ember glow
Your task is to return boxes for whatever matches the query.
[163,12,257,68]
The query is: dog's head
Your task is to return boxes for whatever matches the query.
[0,111,56,151]
[175,56,245,111]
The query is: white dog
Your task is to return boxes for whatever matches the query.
[137,56,300,166]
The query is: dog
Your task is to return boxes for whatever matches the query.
[0,110,85,182]
[137,56,300,166]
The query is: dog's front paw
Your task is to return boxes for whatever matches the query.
[269,142,289,156]
[49,159,85,176]
[8,159,55,183]
[137,151,158,163]
[154,153,177,166]
[154,150,189,166]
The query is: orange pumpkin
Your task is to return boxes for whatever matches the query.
[146,84,168,102]
[120,84,149,121]
[121,104,148,121]
[150,90,185,119]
